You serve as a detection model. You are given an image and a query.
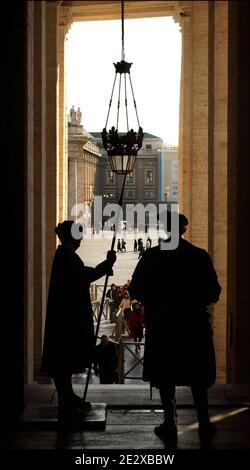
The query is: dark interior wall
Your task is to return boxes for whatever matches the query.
[234,0,250,382]
[1,1,26,421]
[228,1,250,383]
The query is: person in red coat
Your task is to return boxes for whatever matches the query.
[128,302,144,352]
[41,220,116,423]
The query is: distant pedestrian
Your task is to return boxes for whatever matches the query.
[112,307,124,341]
[138,238,143,253]
[119,291,132,334]
[109,286,123,323]
[94,335,118,384]
[128,302,144,353]
[106,283,117,323]
[134,239,138,252]
[138,242,145,258]
[147,237,152,248]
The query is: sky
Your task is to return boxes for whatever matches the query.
[66,17,182,146]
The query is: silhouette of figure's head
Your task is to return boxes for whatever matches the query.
[133,301,142,310]
[55,220,83,250]
[166,212,188,236]
[179,213,188,235]
[100,335,109,346]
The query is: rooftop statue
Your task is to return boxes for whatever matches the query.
[70,105,77,125]
[76,107,82,126]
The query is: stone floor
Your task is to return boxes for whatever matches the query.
[2,384,249,455]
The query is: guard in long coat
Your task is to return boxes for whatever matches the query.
[41,220,116,422]
[128,213,221,441]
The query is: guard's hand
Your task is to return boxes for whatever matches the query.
[108,268,114,276]
[106,250,117,265]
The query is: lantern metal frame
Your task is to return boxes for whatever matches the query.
[101,0,143,175]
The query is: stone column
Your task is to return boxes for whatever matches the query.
[58,7,72,222]
[83,156,86,202]
[177,8,192,227]
[68,156,77,217]
[68,125,89,216]
[178,1,227,381]
[87,160,90,203]
[178,2,209,249]
[25,0,60,384]
[33,0,47,380]
[25,0,35,384]
[191,2,209,249]
[227,0,250,382]
[45,1,58,296]
[210,1,228,382]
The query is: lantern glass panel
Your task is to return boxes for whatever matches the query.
[109,154,135,174]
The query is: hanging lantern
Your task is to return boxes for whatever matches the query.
[101,0,143,175]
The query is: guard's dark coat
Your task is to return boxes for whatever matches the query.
[41,245,112,377]
[128,238,221,387]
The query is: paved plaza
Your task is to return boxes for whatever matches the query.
[77,228,160,287]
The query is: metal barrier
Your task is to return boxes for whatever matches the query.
[117,339,144,383]
[91,284,110,301]
[91,298,110,322]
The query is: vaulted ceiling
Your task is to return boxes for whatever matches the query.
[60,1,188,22]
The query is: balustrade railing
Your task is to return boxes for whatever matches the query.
[91,283,110,301]
[91,297,110,322]
[117,339,145,383]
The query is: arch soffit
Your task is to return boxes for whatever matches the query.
[59,1,192,24]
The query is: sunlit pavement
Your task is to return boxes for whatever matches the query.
[77,228,160,286]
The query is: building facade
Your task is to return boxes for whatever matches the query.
[91,132,163,222]
[161,144,178,202]
[68,109,101,221]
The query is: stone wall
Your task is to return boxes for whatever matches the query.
[178,1,228,382]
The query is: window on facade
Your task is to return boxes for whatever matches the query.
[145,169,154,184]
[125,190,135,199]
[145,189,155,199]
[146,144,152,150]
[126,171,134,184]
[106,169,115,184]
